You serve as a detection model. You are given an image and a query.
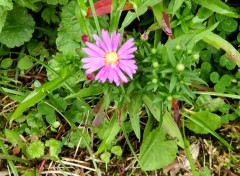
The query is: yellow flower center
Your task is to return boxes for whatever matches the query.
[105,52,118,64]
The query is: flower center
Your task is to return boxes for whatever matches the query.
[105,52,118,64]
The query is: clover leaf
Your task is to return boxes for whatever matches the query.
[0,6,35,48]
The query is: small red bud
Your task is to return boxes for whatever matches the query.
[86,73,94,80]
[81,34,88,42]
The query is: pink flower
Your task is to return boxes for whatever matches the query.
[81,29,138,86]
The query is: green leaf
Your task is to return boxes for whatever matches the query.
[111,145,123,157]
[100,151,111,164]
[41,6,59,24]
[221,18,238,33]
[26,141,45,159]
[70,129,91,148]
[17,56,33,70]
[61,1,82,41]
[142,95,184,148]
[45,139,61,157]
[65,85,103,99]
[210,72,220,83]
[219,75,232,87]
[185,111,221,134]
[183,112,233,150]
[191,7,213,24]
[0,0,13,33]
[128,94,142,139]
[37,103,56,124]
[10,70,71,122]
[14,0,39,11]
[139,125,178,171]
[196,95,225,112]
[120,0,163,30]
[4,129,24,148]
[96,112,121,154]
[0,6,35,48]
[170,0,184,15]
[187,23,219,49]
[0,58,13,68]
[56,30,81,56]
[194,0,239,18]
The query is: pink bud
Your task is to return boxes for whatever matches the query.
[81,34,88,42]
[86,73,95,80]
[141,33,148,41]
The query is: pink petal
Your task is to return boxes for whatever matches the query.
[119,47,137,56]
[82,48,103,57]
[112,31,120,52]
[113,70,120,86]
[116,67,128,83]
[118,54,135,60]
[86,42,106,56]
[108,67,114,83]
[95,66,108,82]
[117,38,134,55]
[102,29,112,52]
[82,57,104,63]
[93,34,108,51]
[119,60,138,70]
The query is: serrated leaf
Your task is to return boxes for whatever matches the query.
[56,30,81,56]
[41,6,59,24]
[26,141,45,159]
[0,11,7,33]
[0,0,13,33]
[61,1,82,41]
[139,125,178,171]
[0,6,35,48]
[185,111,221,134]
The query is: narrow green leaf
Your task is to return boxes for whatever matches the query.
[171,0,184,15]
[0,140,19,176]
[120,0,163,30]
[187,23,219,49]
[65,85,103,99]
[10,71,71,122]
[194,0,239,18]
[203,31,240,68]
